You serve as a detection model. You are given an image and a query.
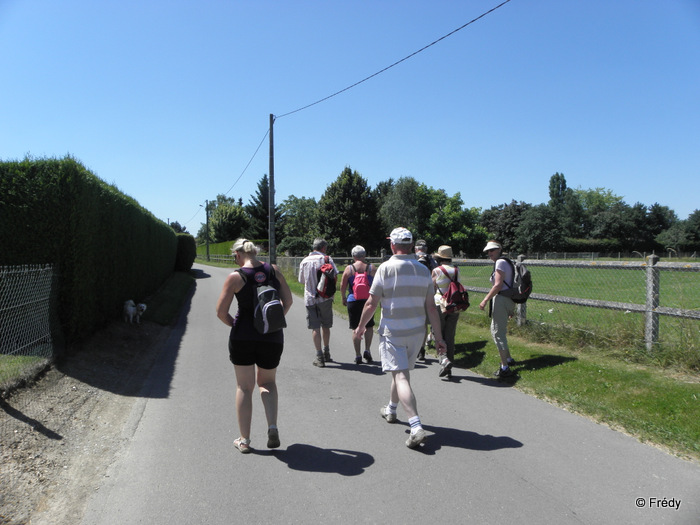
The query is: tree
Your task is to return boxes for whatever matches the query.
[548,172,568,211]
[243,174,282,241]
[277,195,319,255]
[423,189,488,256]
[317,167,381,255]
[514,205,564,253]
[210,201,247,243]
[480,200,532,250]
[196,194,241,244]
[170,221,187,233]
[378,176,421,236]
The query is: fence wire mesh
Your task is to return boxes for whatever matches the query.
[458,259,700,369]
[1,265,60,393]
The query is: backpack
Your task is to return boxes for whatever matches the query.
[418,253,436,271]
[439,266,470,314]
[237,263,287,334]
[497,257,533,304]
[316,256,337,299]
[351,263,371,301]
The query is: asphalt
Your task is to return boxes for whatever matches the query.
[81,263,700,525]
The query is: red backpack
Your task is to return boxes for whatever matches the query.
[316,256,337,298]
[439,266,470,313]
[351,263,371,300]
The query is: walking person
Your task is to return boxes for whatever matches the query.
[354,227,447,449]
[298,238,338,367]
[216,239,293,453]
[340,245,375,365]
[415,239,437,360]
[479,240,517,378]
[432,245,460,379]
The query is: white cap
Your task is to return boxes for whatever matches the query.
[483,241,502,252]
[387,227,413,245]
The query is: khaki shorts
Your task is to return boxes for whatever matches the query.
[306,299,334,329]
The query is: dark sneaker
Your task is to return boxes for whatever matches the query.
[438,357,452,377]
[323,348,332,362]
[313,355,325,367]
[380,405,397,423]
[355,355,363,365]
[417,349,425,361]
[267,428,280,449]
[363,350,373,364]
[406,428,427,449]
[494,366,514,378]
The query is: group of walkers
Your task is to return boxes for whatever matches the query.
[216,229,518,453]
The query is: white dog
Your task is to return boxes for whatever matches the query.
[123,300,147,324]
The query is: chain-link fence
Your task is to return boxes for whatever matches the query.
[457,257,700,369]
[0,265,61,395]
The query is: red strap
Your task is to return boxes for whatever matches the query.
[439,265,457,282]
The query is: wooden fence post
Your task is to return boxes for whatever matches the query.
[645,254,660,352]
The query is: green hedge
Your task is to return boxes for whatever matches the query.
[175,233,196,271]
[0,156,177,343]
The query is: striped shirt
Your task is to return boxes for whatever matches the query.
[370,254,433,338]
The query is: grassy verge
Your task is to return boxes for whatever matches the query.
[196,261,700,463]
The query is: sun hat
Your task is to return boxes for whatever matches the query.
[483,241,502,252]
[387,227,413,245]
[434,245,453,259]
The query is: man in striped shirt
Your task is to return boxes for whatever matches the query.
[353,227,447,449]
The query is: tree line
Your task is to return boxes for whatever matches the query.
[181,167,699,257]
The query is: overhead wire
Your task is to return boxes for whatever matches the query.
[275,0,512,119]
[185,0,512,227]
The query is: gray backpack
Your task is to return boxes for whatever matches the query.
[237,263,287,334]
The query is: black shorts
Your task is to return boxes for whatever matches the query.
[347,299,376,330]
[228,339,283,369]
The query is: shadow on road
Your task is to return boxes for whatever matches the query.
[270,443,374,476]
[420,424,523,454]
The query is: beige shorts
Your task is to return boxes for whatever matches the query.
[379,334,422,372]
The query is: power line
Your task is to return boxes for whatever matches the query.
[185,0,512,228]
[275,0,512,119]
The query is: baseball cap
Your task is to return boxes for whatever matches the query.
[387,227,413,245]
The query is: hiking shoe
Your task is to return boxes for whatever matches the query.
[438,358,452,378]
[363,350,373,364]
[406,428,427,449]
[313,355,325,367]
[234,437,251,454]
[380,405,397,423]
[323,348,332,362]
[267,428,280,449]
[355,355,363,365]
[494,366,514,378]
[417,348,425,361]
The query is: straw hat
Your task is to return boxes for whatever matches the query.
[434,245,453,259]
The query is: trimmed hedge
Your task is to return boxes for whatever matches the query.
[0,156,177,343]
[175,233,196,271]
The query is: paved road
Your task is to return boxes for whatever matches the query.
[81,263,700,525]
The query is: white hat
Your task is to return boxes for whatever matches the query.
[483,241,502,252]
[387,227,413,245]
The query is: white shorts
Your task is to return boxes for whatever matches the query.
[379,334,422,372]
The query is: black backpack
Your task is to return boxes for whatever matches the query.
[497,257,532,304]
[237,263,287,334]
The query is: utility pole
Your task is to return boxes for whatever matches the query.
[269,113,276,264]
[205,200,210,262]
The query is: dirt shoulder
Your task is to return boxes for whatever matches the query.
[0,320,172,525]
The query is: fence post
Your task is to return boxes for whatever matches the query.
[645,254,660,353]
[515,255,527,326]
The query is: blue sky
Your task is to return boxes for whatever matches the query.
[2,0,699,233]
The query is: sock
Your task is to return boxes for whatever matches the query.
[501,365,509,370]
[387,402,398,414]
[408,415,423,434]
[269,424,277,430]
